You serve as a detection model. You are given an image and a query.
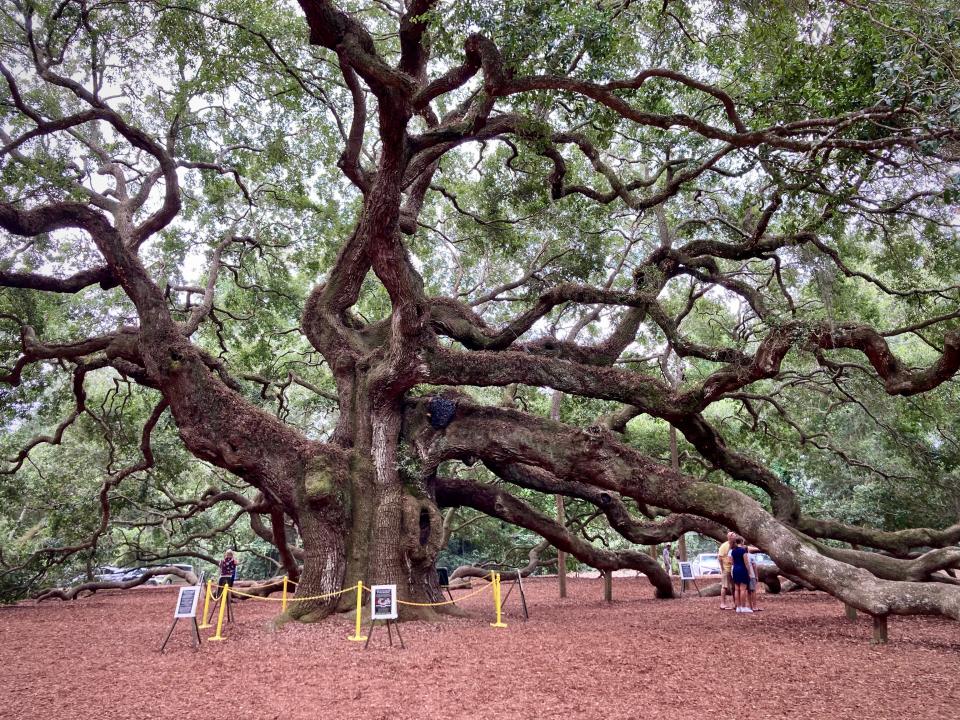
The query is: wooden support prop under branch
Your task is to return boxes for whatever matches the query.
[872,615,888,645]
[844,604,858,623]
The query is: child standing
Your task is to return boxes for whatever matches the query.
[746,548,762,611]
[730,537,753,613]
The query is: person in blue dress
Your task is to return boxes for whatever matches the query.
[730,537,754,613]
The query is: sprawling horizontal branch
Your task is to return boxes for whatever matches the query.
[34,565,197,602]
[487,461,726,545]
[502,74,956,153]
[0,325,132,387]
[0,265,116,293]
[429,284,651,352]
[449,538,554,583]
[811,540,960,583]
[407,400,960,619]
[428,317,960,419]
[435,475,674,598]
[798,518,960,557]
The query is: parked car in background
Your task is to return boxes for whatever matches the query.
[118,567,150,582]
[751,552,777,570]
[147,563,195,585]
[69,566,126,585]
[691,553,721,576]
[93,566,125,581]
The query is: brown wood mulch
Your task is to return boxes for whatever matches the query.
[1,577,958,720]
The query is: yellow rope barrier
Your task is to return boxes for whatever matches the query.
[198,577,506,644]
[205,578,494,609]
[395,580,493,607]
[286,587,355,603]
[227,585,353,603]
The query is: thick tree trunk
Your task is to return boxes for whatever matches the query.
[287,507,346,622]
[289,398,446,621]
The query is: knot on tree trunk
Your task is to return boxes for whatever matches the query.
[302,452,350,514]
[400,494,444,568]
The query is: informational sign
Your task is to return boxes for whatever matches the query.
[371,584,398,620]
[678,561,695,581]
[436,567,450,587]
[174,585,201,618]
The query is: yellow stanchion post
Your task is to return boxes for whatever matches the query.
[209,585,229,641]
[490,572,507,628]
[198,580,213,629]
[348,580,367,642]
[282,576,288,613]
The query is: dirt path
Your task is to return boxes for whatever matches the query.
[1,577,958,719]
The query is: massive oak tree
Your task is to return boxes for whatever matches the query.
[2,0,960,621]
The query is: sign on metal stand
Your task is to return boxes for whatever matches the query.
[678,561,701,596]
[364,584,404,649]
[160,584,202,652]
[436,566,454,602]
[498,568,530,620]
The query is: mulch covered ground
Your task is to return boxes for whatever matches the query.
[1,576,958,720]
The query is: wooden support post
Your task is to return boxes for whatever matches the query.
[670,426,687,565]
[556,496,567,599]
[516,570,529,620]
[603,570,613,602]
[871,614,888,644]
[551,391,567,599]
[844,604,858,622]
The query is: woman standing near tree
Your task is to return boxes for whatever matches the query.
[216,550,239,598]
[730,538,753,614]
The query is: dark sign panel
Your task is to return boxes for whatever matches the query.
[174,586,200,618]
[371,584,397,620]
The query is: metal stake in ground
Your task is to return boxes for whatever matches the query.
[363,618,405,649]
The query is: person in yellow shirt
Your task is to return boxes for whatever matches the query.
[717,531,737,609]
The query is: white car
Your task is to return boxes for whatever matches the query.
[147,563,195,585]
[69,566,124,585]
[692,553,721,576]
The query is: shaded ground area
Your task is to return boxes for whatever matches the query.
[1,577,958,719]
